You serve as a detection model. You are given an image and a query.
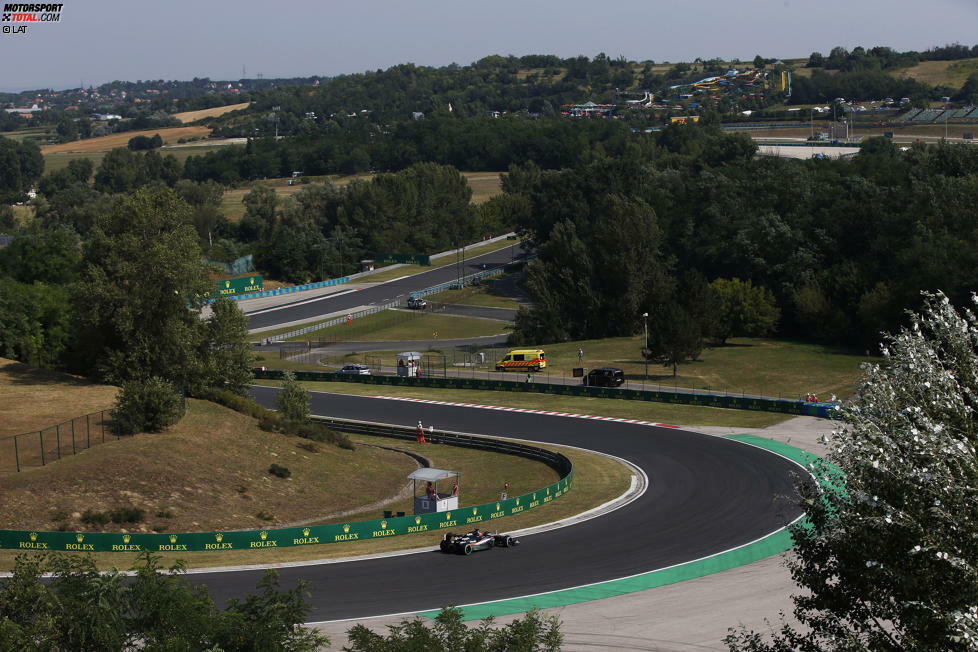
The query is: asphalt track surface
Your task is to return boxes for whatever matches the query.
[246,248,525,330]
[194,387,805,622]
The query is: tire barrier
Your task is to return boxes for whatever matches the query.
[0,419,571,553]
[253,369,840,419]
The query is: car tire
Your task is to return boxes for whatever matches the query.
[440,540,449,553]
[487,538,494,549]
[463,544,473,555]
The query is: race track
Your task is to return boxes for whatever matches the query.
[193,388,805,622]
[246,248,525,330]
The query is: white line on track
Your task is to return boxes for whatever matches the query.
[362,395,680,429]
[245,288,359,316]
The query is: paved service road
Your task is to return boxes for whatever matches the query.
[246,248,526,331]
[194,388,805,623]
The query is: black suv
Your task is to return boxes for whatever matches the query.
[584,367,625,387]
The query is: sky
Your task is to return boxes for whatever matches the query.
[1,0,977,92]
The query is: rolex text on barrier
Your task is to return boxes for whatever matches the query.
[0,474,573,552]
[209,275,264,299]
[373,253,431,266]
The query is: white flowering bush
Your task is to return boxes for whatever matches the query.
[727,292,978,651]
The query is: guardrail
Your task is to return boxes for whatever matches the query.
[253,369,839,419]
[410,266,507,301]
[0,418,572,552]
[266,299,402,342]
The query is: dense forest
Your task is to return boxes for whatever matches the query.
[505,128,978,352]
[3,44,978,372]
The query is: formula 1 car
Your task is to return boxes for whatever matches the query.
[440,529,520,555]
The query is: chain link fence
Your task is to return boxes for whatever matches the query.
[0,410,117,473]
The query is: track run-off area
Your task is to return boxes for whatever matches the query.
[183,387,815,624]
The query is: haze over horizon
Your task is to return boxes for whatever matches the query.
[1,0,976,93]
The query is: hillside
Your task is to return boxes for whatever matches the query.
[889,57,978,87]
[1,397,418,533]
[172,102,251,123]
[0,358,117,438]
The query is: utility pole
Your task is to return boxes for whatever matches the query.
[642,312,649,381]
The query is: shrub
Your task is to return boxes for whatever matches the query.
[268,463,291,478]
[296,441,320,453]
[256,510,274,521]
[81,510,109,526]
[200,384,352,448]
[111,377,182,435]
[196,387,266,418]
[155,509,173,518]
[109,506,145,524]
[276,370,310,422]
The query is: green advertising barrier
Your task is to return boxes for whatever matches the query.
[209,275,264,299]
[374,253,431,266]
[256,370,839,419]
[0,474,572,553]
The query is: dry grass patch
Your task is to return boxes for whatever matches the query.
[172,102,251,123]
[464,172,503,203]
[0,436,629,570]
[0,399,418,534]
[41,126,211,154]
[890,58,978,87]
[0,358,117,438]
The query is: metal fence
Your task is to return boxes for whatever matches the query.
[254,368,838,419]
[0,410,116,473]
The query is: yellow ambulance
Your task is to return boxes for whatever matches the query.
[495,349,546,372]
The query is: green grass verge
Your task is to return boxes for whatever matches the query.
[273,310,508,342]
[428,283,523,310]
[257,378,793,428]
[527,336,868,401]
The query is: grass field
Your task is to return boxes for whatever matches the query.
[259,334,868,402]
[172,102,251,123]
[428,283,524,310]
[41,126,211,154]
[10,204,33,226]
[520,336,868,401]
[0,358,117,438]
[43,142,239,174]
[889,58,978,88]
[278,310,508,342]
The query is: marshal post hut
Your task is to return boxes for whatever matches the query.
[410,468,460,515]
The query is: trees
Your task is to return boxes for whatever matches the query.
[197,297,255,396]
[709,278,780,345]
[277,370,310,422]
[345,606,561,651]
[0,280,74,369]
[726,292,978,651]
[111,376,182,435]
[0,136,43,203]
[0,551,328,650]
[72,188,212,386]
